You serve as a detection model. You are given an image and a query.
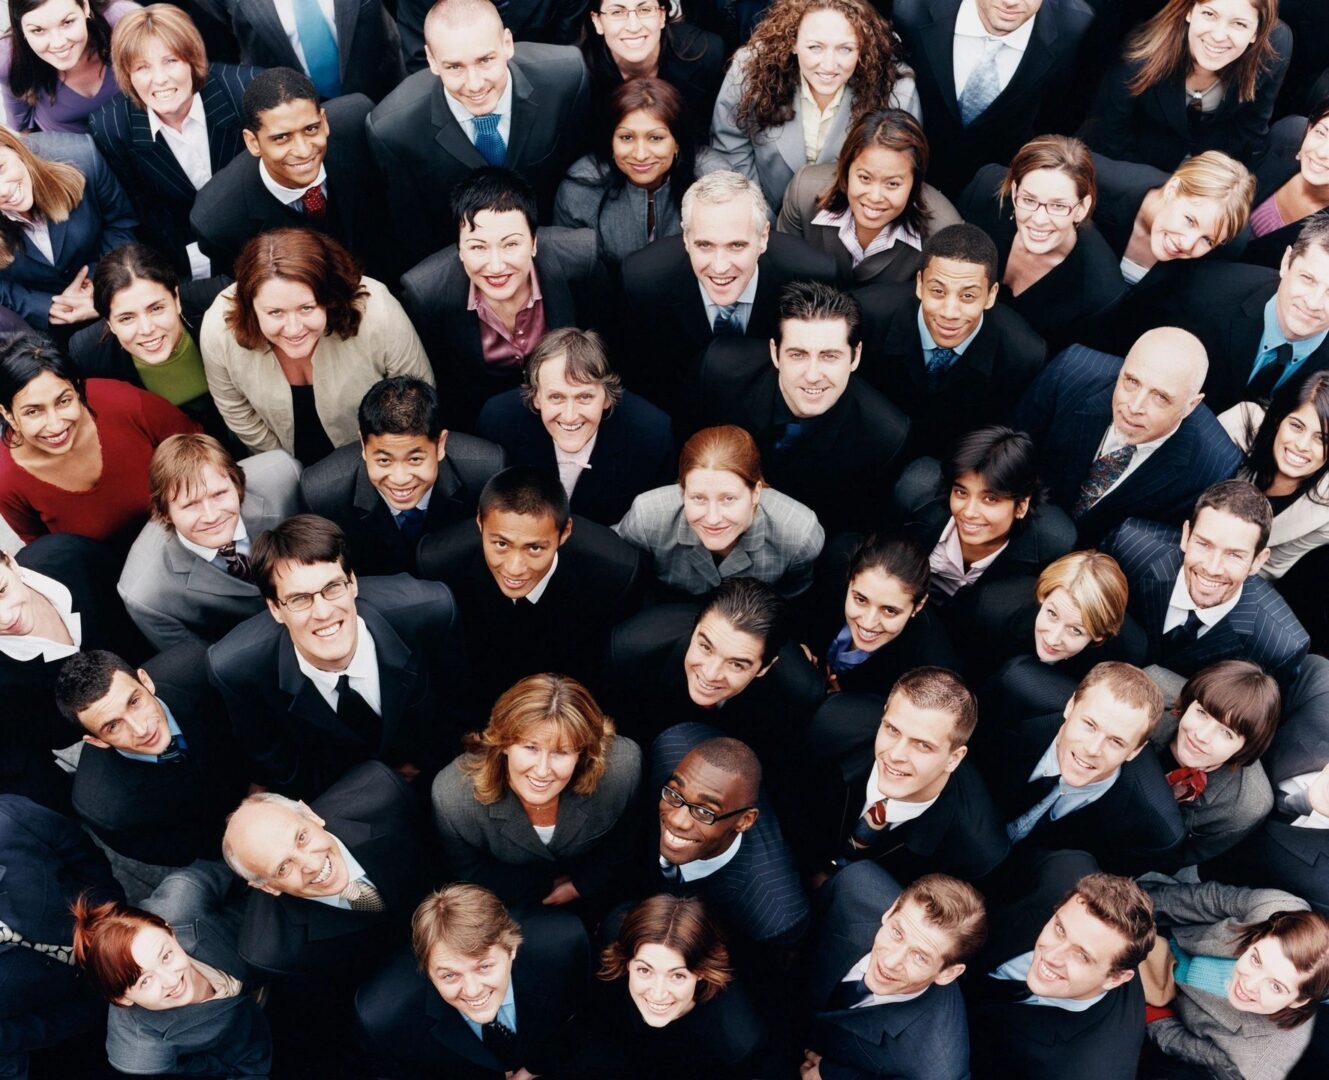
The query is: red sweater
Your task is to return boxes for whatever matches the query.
[0,379,200,546]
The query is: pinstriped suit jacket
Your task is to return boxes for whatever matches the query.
[1104,517,1309,689]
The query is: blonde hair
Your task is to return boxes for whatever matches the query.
[110,5,208,108]
[148,433,246,530]
[0,130,85,269]
[1164,151,1255,246]
[411,884,523,969]
[1035,551,1129,642]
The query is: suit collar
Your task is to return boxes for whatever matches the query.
[240,0,300,68]
[163,528,261,600]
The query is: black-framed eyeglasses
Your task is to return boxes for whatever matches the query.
[275,577,351,612]
[660,785,754,826]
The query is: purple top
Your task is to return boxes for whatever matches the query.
[1248,193,1288,239]
[0,0,139,133]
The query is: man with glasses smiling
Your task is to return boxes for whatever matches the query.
[207,513,463,799]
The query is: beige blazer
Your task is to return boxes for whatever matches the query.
[200,276,433,455]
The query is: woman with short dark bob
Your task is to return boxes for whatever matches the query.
[1245,90,1329,270]
[200,228,431,463]
[431,673,642,911]
[778,109,959,287]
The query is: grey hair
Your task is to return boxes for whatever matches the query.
[221,791,318,883]
[681,171,770,237]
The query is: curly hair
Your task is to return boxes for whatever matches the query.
[733,0,900,139]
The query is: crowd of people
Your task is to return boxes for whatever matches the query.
[1,0,1329,1077]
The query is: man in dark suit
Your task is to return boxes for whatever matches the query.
[416,466,643,719]
[803,862,986,1080]
[974,661,1184,876]
[189,68,388,277]
[698,281,910,534]
[207,514,465,798]
[1013,328,1244,546]
[1104,482,1310,690]
[854,223,1046,459]
[222,759,426,978]
[619,170,838,420]
[365,0,591,264]
[964,851,1154,1080]
[301,376,506,576]
[355,884,588,1076]
[56,644,249,869]
[893,0,1098,197]
[401,168,607,429]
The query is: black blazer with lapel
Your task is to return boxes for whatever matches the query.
[893,0,1098,197]
[206,574,465,797]
[476,388,675,527]
[1244,114,1327,271]
[853,281,1047,459]
[88,64,260,276]
[299,434,507,576]
[810,861,972,1080]
[697,337,910,534]
[1104,516,1310,690]
[1011,344,1245,546]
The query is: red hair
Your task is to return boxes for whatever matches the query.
[70,893,171,1003]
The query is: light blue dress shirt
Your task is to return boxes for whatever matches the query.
[114,701,185,763]
[1251,294,1329,390]
[992,951,1107,1011]
[463,978,518,1040]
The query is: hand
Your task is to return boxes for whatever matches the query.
[506,1069,537,1080]
[825,671,842,695]
[395,761,421,782]
[800,1049,823,1080]
[1307,762,1329,817]
[49,266,96,324]
[541,876,581,906]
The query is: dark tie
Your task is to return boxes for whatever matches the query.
[834,798,889,868]
[301,185,327,218]
[1161,610,1203,662]
[217,541,252,582]
[481,1018,520,1067]
[156,734,188,763]
[341,878,385,912]
[1247,342,1294,401]
[986,975,1034,1005]
[827,975,873,1012]
[712,304,741,335]
[925,347,959,389]
[396,507,427,545]
[659,859,683,885]
[472,113,506,166]
[334,675,382,748]
[1072,444,1136,518]
[773,420,806,453]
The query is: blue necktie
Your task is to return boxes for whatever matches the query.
[925,346,959,389]
[959,38,1003,126]
[292,0,340,100]
[1007,776,1061,843]
[712,303,741,335]
[396,506,427,545]
[773,420,805,452]
[828,976,873,1012]
[473,113,506,166]
[157,733,188,763]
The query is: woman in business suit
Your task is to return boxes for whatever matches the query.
[431,673,642,914]
[709,0,918,216]
[200,227,432,463]
[777,108,959,288]
[89,4,260,279]
[0,127,137,336]
[1245,94,1329,271]
[959,136,1125,353]
[1083,0,1289,172]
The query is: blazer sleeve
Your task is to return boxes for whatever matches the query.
[1082,58,1141,162]
[565,736,642,900]
[200,299,283,454]
[776,165,815,236]
[84,141,140,258]
[1143,880,1309,933]
[370,285,434,386]
[1146,1018,1244,1080]
[781,514,826,598]
[1009,347,1074,440]
[709,55,759,184]
[612,495,657,554]
[430,766,494,883]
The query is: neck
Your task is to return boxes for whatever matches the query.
[616,45,661,81]
[156,97,193,133]
[1265,471,1303,497]
[1137,187,1163,235]
[958,534,1005,566]
[25,584,73,645]
[519,794,559,824]
[487,279,532,326]
[297,629,357,673]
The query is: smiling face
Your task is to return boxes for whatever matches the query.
[771,316,860,418]
[1298,115,1329,188]
[794,8,860,104]
[1012,168,1089,257]
[229,799,350,898]
[1034,586,1100,663]
[128,34,195,125]
[265,559,359,671]
[873,693,966,802]
[975,0,1044,34]
[0,147,36,218]
[243,98,328,191]
[118,926,207,1011]
[19,0,90,72]
[684,197,769,308]
[1271,401,1328,483]
[846,145,913,241]
[658,751,757,864]
[865,897,966,997]
[478,508,570,599]
[428,942,515,1023]
[253,278,327,365]
[1276,245,1329,341]
[1186,0,1259,76]
[592,1,667,67]
[612,107,678,190]
[628,942,699,1027]
[683,612,771,707]
[362,431,445,512]
[949,470,1028,560]
[1150,185,1224,261]
[1054,683,1151,787]
[1111,344,1204,445]
[76,668,173,756]
[1172,697,1247,771]
[165,463,242,550]
[3,371,86,458]
[506,719,580,810]
[916,257,998,349]
[843,566,924,652]
[1228,935,1310,1015]
[535,353,608,454]
[0,557,36,637]
[682,467,761,556]
[459,209,537,309]
[1027,895,1133,1000]
[1179,506,1269,609]
[426,14,513,116]
[107,277,184,365]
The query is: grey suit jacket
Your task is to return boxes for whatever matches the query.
[776,160,961,285]
[1142,880,1313,1080]
[615,485,824,599]
[117,450,302,650]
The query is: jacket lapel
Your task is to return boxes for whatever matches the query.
[245,0,301,69]
[332,0,358,79]
[128,105,196,200]
[429,81,486,169]
[201,74,246,174]
[505,60,536,170]
[918,3,962,121]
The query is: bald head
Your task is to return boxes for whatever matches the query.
[424,0,513,114]
[222,794,354,900]
[426,0,502,34]
[1111,327,1208,446]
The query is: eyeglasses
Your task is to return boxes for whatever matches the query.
[275,577,351,612]
[600,2,661,22]
[1013,190,1077,218]
[660,785,755,826]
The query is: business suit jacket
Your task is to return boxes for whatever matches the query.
[237,760,426,978]
[1012,345,1245,546]
[0,132,138,330]
[853,282,1048,459]
[777,161,962,287]
[354,912,588,1077]
[893,0,1098,197]
[400,227,608,429]
[810,861,971,1080]
[300,434,505,576]
[117,450,302,651]
[1244,113,1324,271]
[365,46,591,264]
[697,338,910,534]
[207,574,464,797]
[88,64,261,276]
[1105,516,1309,690]
[476,389,673,527]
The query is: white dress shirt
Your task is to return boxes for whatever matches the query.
[258,159,329,206]
[148,93,214,279]
[176,518,250,565]
[928,517,1007,597]
[1280,773,1329,829]
[272,0,339,78]
[443,69,515,148]
[520,553,559,605]
[307,835,375,910]
[839,954,929,1007]
[1026,738,1121,819]
[952,0,1037,99]
[2,211,53,263]
[555,433,597,498]
[992,951,1107,1011]
[860,761,939,827]
[293,615,383,715]
[1162,570,1244,637]
[663,831,744,883]
[0,567,82,662]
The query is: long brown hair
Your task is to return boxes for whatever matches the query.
[816,108,931,237]
[0,129,85,268]
[1124,0,1279,103]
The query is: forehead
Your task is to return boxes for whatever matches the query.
[171,463,234,500]
[1286,244,1329,280]
[1016,167,1080,199]
[270,558,344,595]
[1117,347,1194,397]
[255,97,322,134]
[1043,587,1084,619]
[688,198,759,243]
[364,431,435,456]
[22,0,83,23]
[79,668,143,721]
[672,752,743,806]
[479,507,560,542]
[951,470,1003,495]
[535,353,599,392]
[691,612,763,662]
[881,694,956,744]
[616,108,669,133]
[633,942,689,969]
[461,209,532,242]
[254,277,317,307]
[512,718,576,749]
[12,371,75,407]
[1189,506,1260,550]
[427,15,505,60]
[883,897,951,957]
[110,277,175,313]
[1049,896,1125,964]
[231,802,309,863]
[921,256,990,291]
[683,467,750,496]
[1242,934,1300,979]
[850,145,912,176]
[1196,0,1260,20]
[797,8,856,41]
[1070,684,1150,741]
[128,925,174,969]
[778,317,852,354]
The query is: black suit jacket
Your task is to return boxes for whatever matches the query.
[237,760,426,978]
[299,434,507,576]
[853,282,1047,459]
[1244,114,1324,270]
[366,47,591,263]
[88,64,260,276]
[207,575,464,797]
[476,389,674,527]
[698,338,910,534]
[810,861,972,1080]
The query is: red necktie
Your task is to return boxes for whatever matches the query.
[302,185,327,218]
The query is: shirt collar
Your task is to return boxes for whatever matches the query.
[865,760,941,823]
[1103,420,1178,458]
[258,158,328,206]
[1262,293,1329,359]
[917,307,984,356]
[522,552,559,605]
[955,0,1037,53]
[1030,738,1121,797]
[554,431,597,468]
[293,615,377,691]
[381,484,434,517]
[699,267,760,318]
[1168,568,1245,628]
[306,834,371,909]
[663,830,744,882]
[939,515,1007,573]
[813,206,921,264]
[799,75,846,117]
[991,952,1107,1011]
[0,567,82,662]
[444,70,515,127]
[176,516,250,563]
[843,954,931,1005]
[146,92,206,142]
[113,699,185,762]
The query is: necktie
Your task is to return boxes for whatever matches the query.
[292,0,340,99]
[712,303,741,335]
[827,975,873,1012]
[341,878,385,912]
[925,346,959,389]
[1167,766,1209,804]
[773,420,805,453]
[156,734,188,763]
[482,1017,520,1066]
[1277,784,1315,821]
[1072,444,1136,518]
[472,113,506,166]
[959,38,1004,126]
[396,507,427,546]
[986,975,1034,1005]
[334,674,382,748]
[216,540,252,582]
[839,798,890,865]
[1161,609,1203,662]
[0,920,75,965]
[1006,775,1060,843]
[301,185,327,218]
[659,859,683,884]
[1246,342,1294,401]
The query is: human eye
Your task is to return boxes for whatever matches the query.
[632,962,650,976]
[890,926,903,940]
[915,741,936,754]
[698,640,711,653]
[297,829,308,846]
[911,950,927,965]
[104,719,121,735]
[1054,919,1065,937]
[492,539,508,550]
[1270,980,1287,995]
[1219,726,1238,742]
[300,304,317,313]
[276,860,291,877]
[1109,736,1126,749]
[670,971,688,982]
[480,961,494,972]
[1083,719,1097,732]
[129,692,141,708]
[305,124,321,134]
[1076,948,1090,963]
[1068,626,1084,637]
[138,972,152,988]
[884,606,902,617]
[1252,949,1262,968]
[884,723,899,737]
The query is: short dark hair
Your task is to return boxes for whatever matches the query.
[1067,873,1156,975]
[887,667,978,748]
[54,651,139,728]
[358,377,443,442]
[921,223,999,287]
[242,67,318,133]
[478,466,570,533]
[690,736,762,806]
[1176,660,1280,769]
[250,514,355,601]
[92,244,180,321]
[695,577,786,666]
[846,532,931,605]
[773,281,862,350]
[0,335,89,448]
[941,425,1044,517]
[452,167,539,236]
[1190,479,1273,552]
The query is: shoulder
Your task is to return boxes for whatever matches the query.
[1044,344,1122,383]
[119,518,175,582]
[511,42,587,86]
[565,154,609,184]
[758,488,821,530]
[358,575,457,627]
[367,69,436,131]
[104,0,142,26]
[537,225,600,269]
[25,131,101,171]
[626,484,684,519]
[431,756,480,808]
[356,276,411,324]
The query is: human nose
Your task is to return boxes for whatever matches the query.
[701,653,724,682]
[940,293,961,318]
[486,246,506,272]
[885,733,910,762]
[534,749,553,775]
[465,65,485,93]
[1045,623,1065,648]
[646,973,670,1000]
[1082,731,1105,757]
[805,357,824,383]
